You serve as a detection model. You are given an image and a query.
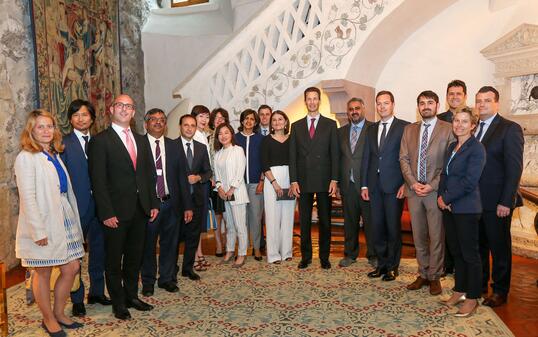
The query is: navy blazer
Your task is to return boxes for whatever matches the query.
[143,136,194,216]
[61,132,93,218]
[289,115,339,193]
[175,138,212,207]
[361,117,410,194]
[438,136,486,214]
[478,114,524,211]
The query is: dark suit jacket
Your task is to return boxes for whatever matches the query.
[176,138,212,207]
[88,127,159,222]
[142,136,194,216]
[361,117,410,194]
[289,115,339,193]
[439,136,486,214]
[437,110,453,123]
[338,120,373,194]
[61,132,93,218]
[478,114,524,211]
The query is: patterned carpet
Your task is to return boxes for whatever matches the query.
[7,257,514,336]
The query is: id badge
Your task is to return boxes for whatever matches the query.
[156,169,163,176]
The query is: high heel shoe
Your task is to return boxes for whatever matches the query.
[454,302,479,318]
[440,294,466,307]
[57,320,84,329]
[41,321,66,337]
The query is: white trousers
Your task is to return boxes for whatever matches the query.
[264,165,296,263]
[224,202,248,256]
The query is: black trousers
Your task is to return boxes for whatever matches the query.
[140,199,179,287]
[298,192,331,261]
[479,210,513,296]
[342,181,375,260]
[103,202,147,309]
[444,211,482,299]
[178,202,203,275]
[369,187,403,271]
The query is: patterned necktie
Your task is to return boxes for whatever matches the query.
[418,123,430,183]
[155,140,165,198]
[186,142,194,193]
[379,122,388,150]
[123,128,137,170]
[82,135,89,156]
[262,129,267,136]
[350,125,359,153]
[475,121,486,141]
[309,118,316,139]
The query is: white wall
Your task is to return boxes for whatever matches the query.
[142,0,268,114]
[374,0,538,122]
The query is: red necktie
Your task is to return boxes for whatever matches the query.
[309,118,316,139]
[123,128,137,170]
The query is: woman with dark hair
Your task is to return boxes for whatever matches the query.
[15,110,84,336]
[208,108,230,257]
[234,109,265,261]
[260,111,295,264]
[438,108,486,317]
[213,123,249,268]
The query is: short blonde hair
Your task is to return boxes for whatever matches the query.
[455,107,479,126]
[20,109,64,153]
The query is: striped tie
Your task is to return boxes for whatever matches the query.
[418,123,430,183]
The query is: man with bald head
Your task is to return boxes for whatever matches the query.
[89,94,160,320]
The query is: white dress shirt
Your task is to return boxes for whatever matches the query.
[111,122,137,154]
[475,113,497,142]
[307,113,321,130]
[193,129,210,158]
[181,137,195,158]
[73,128,90,158]
[377,115,395,146]
[416,117,437,180]
[147,133,169,195]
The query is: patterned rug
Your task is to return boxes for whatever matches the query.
[7,257,514,336]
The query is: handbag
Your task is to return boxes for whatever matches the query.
[276,188,296,201]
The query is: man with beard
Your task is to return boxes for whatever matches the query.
[337,98,376,268]
[289,87,339,269]
[400,91,453,294]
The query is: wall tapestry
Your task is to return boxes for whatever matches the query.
[31,0,121,133]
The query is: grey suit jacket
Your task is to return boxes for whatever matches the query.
[338,120,373,194]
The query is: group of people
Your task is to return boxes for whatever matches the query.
[14,80,523,336]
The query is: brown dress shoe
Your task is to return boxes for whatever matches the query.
[429,279,442,295]
[406,276,429,290]
[483,293,507,307]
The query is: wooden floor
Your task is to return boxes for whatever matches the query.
[6,224,538,337]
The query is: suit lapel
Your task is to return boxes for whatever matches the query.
[380,117,398,153]
[108,128,135,171]
[372,122,380,154]
[480,114,501,145]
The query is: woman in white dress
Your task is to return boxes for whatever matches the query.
[213,123,250,268]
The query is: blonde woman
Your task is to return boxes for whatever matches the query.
[15,110,84,336]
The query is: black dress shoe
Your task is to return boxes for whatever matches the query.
[181,270,201,281]
[297,259,311,269]
[71,302,86,317]
[87,295,112,305]
[382,270,397,281]
[254,256,263,261]
[113,306,132,320]
[320,260,331,269]
[41,321,66,337]
[57,320,83,329]
[141,284,154,296]
[126,298,154,311]
[158,281,180,292]
[367,268,387,278]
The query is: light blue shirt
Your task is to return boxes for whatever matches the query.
[475,113,497,141]
[349,119,365,183]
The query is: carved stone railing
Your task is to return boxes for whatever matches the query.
[173,0,395,119]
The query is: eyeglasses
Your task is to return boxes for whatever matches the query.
[113,102,135,111]
[147,117,166,123]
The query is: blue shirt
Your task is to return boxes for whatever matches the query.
[43,151,68,193]
[234,132,264,184]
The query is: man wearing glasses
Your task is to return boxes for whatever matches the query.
[88,95,160,320]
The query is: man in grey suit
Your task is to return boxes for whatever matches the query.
[337,98,376,268]
[400,91,454,295]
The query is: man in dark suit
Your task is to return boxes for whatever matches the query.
[289,86,339,270]
[475,86,524,307]
[88,94,160,320]
[140,109,193,296]
[437,79,467,123]
[337,97,375,268]
[176,114,212,280]
[62,100,111,317]
[361,90,409,281]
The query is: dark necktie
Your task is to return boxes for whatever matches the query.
[262,129,267,136]
[309,118,316,139]
[418,123,430,183]
[475,121,486,141]
[379,122,388,150]
[155,140,165,198]
[186,143,194,193]
[82,135,89,156]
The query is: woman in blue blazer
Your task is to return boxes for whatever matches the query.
[438,108,486,317]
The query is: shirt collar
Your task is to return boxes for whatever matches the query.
[112,122,130,134]
[73,128,90,140]
[350,119,365,129]
[380,115,395,125]
[147,133,164,144]
[480,113,497,125]
[181,136,193,146]
[307,113,321,122]
[422,117,437,128]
